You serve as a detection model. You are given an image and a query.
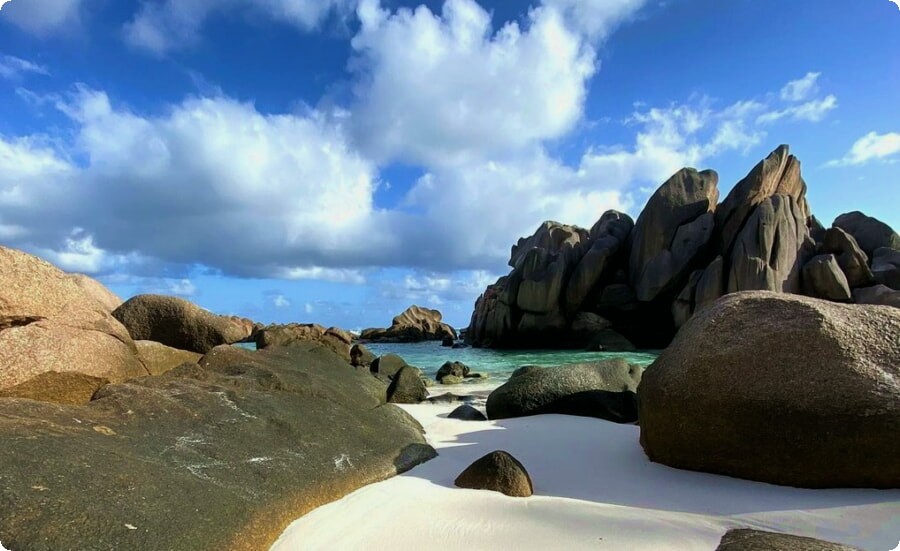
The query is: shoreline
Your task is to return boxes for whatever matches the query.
[272,402,900,551]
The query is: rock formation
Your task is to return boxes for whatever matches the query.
[65,273,124,313]
[715,529,863,551]
[0,246,147,390]
[454,451,533,497]
[638,292,900,488]
[361,305,457,343]
[467,145,899,349]
[254,323,352,362]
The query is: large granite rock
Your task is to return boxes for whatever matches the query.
[486,360,642,423]
[629,168,719,302]
[254,324,351,362]
[833,211,900,257]
[853,284,900,308]
[0,342,435,551]
[564,212,634,313]
[0,372,109,406]
[65,273,123,313]
[715,529,863,551]
[361,306,457,343]
[113,295,247,354]
[639,292,900,488]
[802,254,852,301]
[821,227,874,288]
[135,340,202,376]
[0,246,146,390]
[872,247,900,290]
[350,343,376,368]
[387,366,429,404]
[454,451,533,498]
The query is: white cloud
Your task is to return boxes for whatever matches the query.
[0,0,11,10]
[889,0,900,10]
[276,267,368,285]
[350,0,597,165]
[0,55,49,80]
[167,279,197,297]
[757,95,838,124]
[124,0,355,55]
[273,294,291,308]
[0,0,83,34]
[304,302,314,314]
[780,72,820,102]
[542,0,647,41]
[826,131,900,167]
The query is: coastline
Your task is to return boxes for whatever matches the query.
[272,401,900,551]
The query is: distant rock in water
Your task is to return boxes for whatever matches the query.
[254,323,352,362]
[465,145,899,350]
[361,305,457,343]
[639,291,900,488]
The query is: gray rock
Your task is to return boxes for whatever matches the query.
[852,284,900,308]
[871,247,900,290]
[629,168,719,302]
[437,361,470,382]
[448,405,487,421]
[564,211,633,313]
[833,211,900,257]
[821,227,874,288]
[350,343,376,368]
[639,292,900,488]
[802,254,852,301]
[0,342,436,550]
[487,360,642,423]
[454,451,533,497]
[371,354,409,378]
[387,366,429,404]
[715,529,863,551]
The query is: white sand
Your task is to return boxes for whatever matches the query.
[272,403,900,551]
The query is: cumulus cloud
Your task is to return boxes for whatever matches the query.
[542,0,648,42]
[349,0,597,166]
[780,72,820,102]
[124,0,355,55]
[273,294,291,308]
[826,131,900,167]
[757,94,838,124]
[0,0,83,34]
[0,55,49,80]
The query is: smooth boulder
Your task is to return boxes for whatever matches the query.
[0,342,436,551]
[387,366,429,404]
[350,343,376,368]
[802,254,851,301]
[833,211,900,257]
[486,360,642,423]
[715,529,863,551]
[113,295,247,354]
[0,372,109,406]
[437,361,470,383]
[135,340,202,376]
[448,405,487,421]
[454,451,533,497]
[872,247,900,290]
[639,291,900,488]
[65,273,124,313]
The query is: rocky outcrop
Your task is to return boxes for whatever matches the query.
[872,247,900,289]
[0,246,147,390]
[833,211,900,257]
[467,145,899,349]
[486,360,642,423]
[715,529,863,551]
[135,340,202,376]
[361,306,457,343]
[113,295,248,354]
[852,285,900,308]
[65,273,123,313]
[454,451,533,497]
[629,168,719,302]
[254,324,351,362]
[0,372,109,405]
[0,342,436,551]
[639,292,900,488]
[801,254,851,301]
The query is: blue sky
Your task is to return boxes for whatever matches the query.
[0,0,898,330]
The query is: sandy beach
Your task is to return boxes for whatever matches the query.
[272,400,900,551]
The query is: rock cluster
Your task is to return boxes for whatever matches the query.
[639,291,900,488]
[253,323,353,362]
[467,145,900,349]
[361,305,457,343]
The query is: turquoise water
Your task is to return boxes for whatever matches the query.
[365,341,659,382]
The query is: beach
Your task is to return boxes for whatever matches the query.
[272,398,900,551]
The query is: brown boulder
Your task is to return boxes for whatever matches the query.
[716,529,863,551]
[639,292,900,488]
[629,168,719,302]
[454,451,533,497]
[135,340,202,376]
[0,371,109,405]
[65,273,124,313]
[362,306,457,343]
[113,295,247,354]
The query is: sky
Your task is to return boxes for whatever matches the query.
[0,0,898,330]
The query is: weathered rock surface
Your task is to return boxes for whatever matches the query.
[487,360,642,423]
[0,372,109,405]
[629,168,719,302]
[0,246,146,390]
[65,273,123,313]
[387,366,429,404]
[872,247,900,290]
[0,342,436,551]
[437,361,470,383]
[833,211,900,257]
[821,227,873,288]
[715,529,863,551]
[370,354,410,378]
[802,254,852,301]
[350,343,376,368]
[254,323,351,362]
[639,292,900,488]
[113,294,247,354]
[448,405,487,421]
[361,306,457,343]
[454,451,533,497]
[135,340,202,376]
[564,212,634,313]
[852,285,900,308]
